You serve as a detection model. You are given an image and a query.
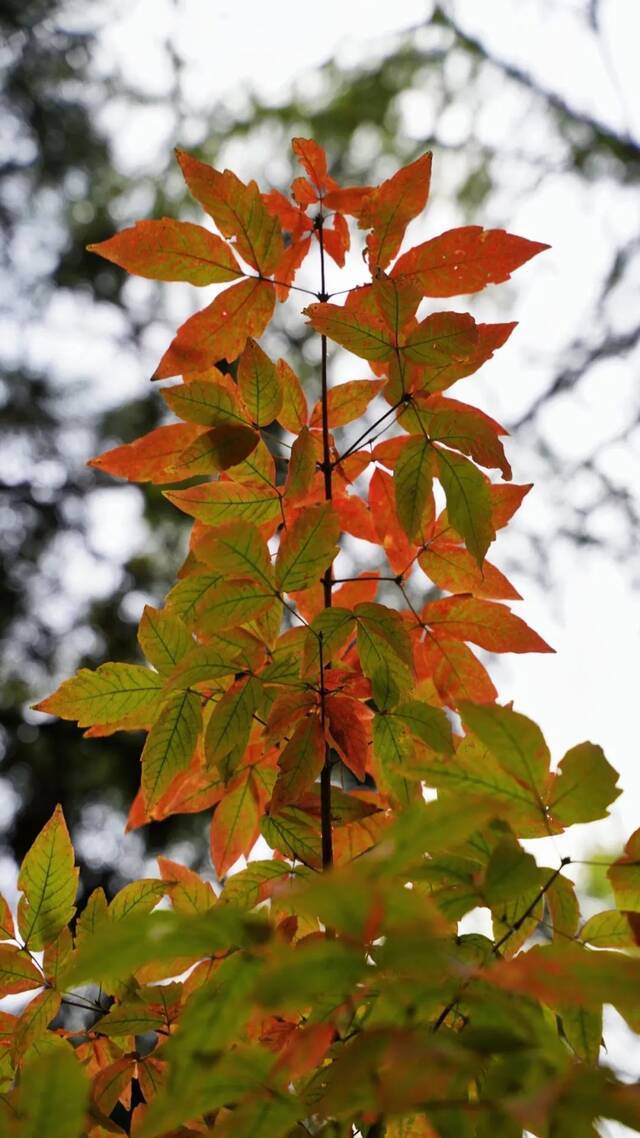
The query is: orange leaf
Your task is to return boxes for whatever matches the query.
[88,218,242,285]
[323,186,373,214]
[415,636,497,707]
[304,301,394,362]
[325,695,371,781]
[358,153,433,271]
[271,714,325,811]
[333,496,378,544]
[88,422,204,485]
[210,770,261,876]
[322,212,350,268]
[153,278,275,379]
[423,596,554,654]
[310,379,384,429]
[392,226,549,297]
[333,573,380,609]
[292,137,335,193]
[369,467,415,575]
[418,543,521,600]
[176,149,283,274]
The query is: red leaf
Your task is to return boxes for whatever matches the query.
[88,218,242,285]
[333,573,380,609]
[369,467,415,575]
[325,696,371,780]
[271,714,325,811]
[292,138,336,193]
[333,496,378,544]
[153,278,275,379]
[392,226,549,296]
[423,596,554,654]
[418,543,522,601]
[323,186,373,214]
[322,213,350,268]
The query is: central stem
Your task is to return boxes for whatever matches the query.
[317,216,333,871]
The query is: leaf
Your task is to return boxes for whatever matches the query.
[165,479,281,528]
[394,436,435,540]
[392,700,454,755]
[484,942,640,1015]
[392,226,549,296]
[271,714,325,811]
[166,644,247,690]
[608,828,640,911]
[175,424,259,473]
[197,578,277,635]
[276,359,308,433]
[580,909,640,948]
[192,519,274,588]
[310,378,384,428]
[389,322,516,401]
[356,602,414,699]
[237,339,283,426]
[549,741,621,825]
[435,446,495,565]
[176,149,283,274]
[153,277,275,378]
[158,856,217,914]
[141,689,202,811]
[423,596,554,654]
[210,771,261,876]
[97,1002,165,1037]
[301,607,355,678]
[483,838,540,905]
[34,663,163,728]
[286,425,318,502]
[18,1045,89,1138]
[0,893,15,941]
[304,301,394,362]
[408,394,512,478]
[261,807,323,870]
[88,421,204,484]
[0,945,44,995]
[109,879,168,922]
[418,543,521,601]
[162,371,249,428]
[221,860,292,910]
[546,872,580,938]
[17,804,78,950]
[560,1005,602,1065]
[138,605,192,676]
[292,137,334,192]
[403,311,477,365]
[205,677,259,771]
[358,152,432,271]
[460,703,550,801]
[276,503,340,593]
[417,636,497,707]
[369,467,415,575]
[325,695,371,781]
[88,218,243,284]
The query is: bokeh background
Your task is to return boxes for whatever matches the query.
[2,0,639,969]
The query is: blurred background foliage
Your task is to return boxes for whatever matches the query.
[1,0,637,900]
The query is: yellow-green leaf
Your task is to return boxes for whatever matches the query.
[33,663,164,729]
[18,805,78,950]
[141,689,202,811]
[138,605,192,676]
[237,338,283,426]
[435,445,495,566]
[276,503,340,593]
[18,1045,89,1138]
[165,481,281,528]
[394,436,435,541]
[549,741,621,825]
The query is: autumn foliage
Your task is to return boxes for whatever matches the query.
[4,137,639,1136]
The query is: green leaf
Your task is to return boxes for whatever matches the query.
[63,908,268,988]
[261,807,322,870]
[546,871,580,938]
[193,519,274,588]
[483,838,540,905]
[271,714,325,811]
[304,301,394,361]
[580,909,640,948]
[18,1045,88,1138]
[175,424,259,473]
[393,699,454,755]
[301,607,355,677]
[108,879,168,922]
[459,702,550,802]
[166,643,249,690]
[237,338,283,426]
[165,480,281,528]
[608,828,640,911]
[394,436,434,540]
[162,374,249,429]
[371,713,421,809]
[138,605,192,676]
[34,663,163,728]
[355,602,414,699]
[549,741,621,825]
[560,1005,602,1064]
[221,860,293,910]
[276,503,340,593]
[141,688,202,811]
[98,1002,165,1036]
[197,579,277,635]
[435,445,495,565]
[205,676,259,771]
[17,805,78,950]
